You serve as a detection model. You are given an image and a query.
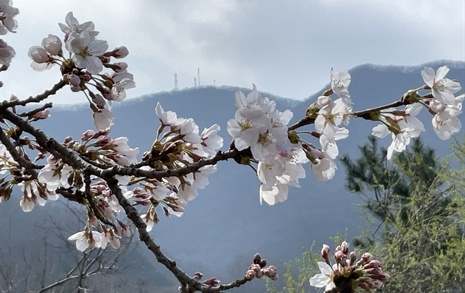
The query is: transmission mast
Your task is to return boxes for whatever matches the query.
[174,73,178,91]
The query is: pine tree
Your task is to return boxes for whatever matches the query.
[341,136,465,292]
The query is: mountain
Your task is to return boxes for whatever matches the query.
[1,60,464,292]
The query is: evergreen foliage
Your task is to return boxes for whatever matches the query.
[267,137,465,293]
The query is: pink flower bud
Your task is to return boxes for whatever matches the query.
[193,272,203,280]
[68,74,81,87]
[113,46,129,58]
[360,253,373,263]
[81,129,96,141]
[203,277,220,286]
[42,34,62,55]
[245,270,256,279]
[28,46,49,63]
[340,241,349,254]
[349,251,356,266]
[317,95,332,107]
[321,244,330,258]
[113,62,128,72]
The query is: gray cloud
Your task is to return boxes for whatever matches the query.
[1,0,463,104]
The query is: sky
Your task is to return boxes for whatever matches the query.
[1,0,464,104]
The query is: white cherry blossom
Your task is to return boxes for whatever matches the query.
[155,102,178,126]
[258,148,307,205]
[312,157,337,181]
[315,98,350,137]
[227,108,267,151]
[421,65,462,105]
[319,125,349,160]
[38,157,75,190]
[0,143,13,174]
[68,31,108,74]
[430,94,463,140]
[59,12,98,39]
[372,104,425,160]
[331,68,352,105]
[93,107,114,132]
[42,34,62,55]
[101,229,121,250]
[200,124,223,157]
[0,39,15,67]
[68,229,102,251]
[309,262,336,290]
[0,0,19,35]
[106,137,139,165]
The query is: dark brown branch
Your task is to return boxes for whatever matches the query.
[351,100,405,120]
[0,128,39,177]
[18,102,53,118]
[0,79,66,108]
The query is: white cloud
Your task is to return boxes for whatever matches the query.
[0,0,463,104]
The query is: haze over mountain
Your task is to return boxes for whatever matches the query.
[1,61,464,292]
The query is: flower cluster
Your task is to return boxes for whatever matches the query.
[67,219,131,251]
[245,253,278,281]
[0,0,18,69]
[27,12,135,131]
[310,242,389,292]
[227,70,352,205]
[372,66,463,159]
[305,68,352,180]
[135,104,224,230]
[227,86,307,205]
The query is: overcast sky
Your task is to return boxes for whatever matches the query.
[1,0,464,104]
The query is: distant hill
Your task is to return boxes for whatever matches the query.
[1,60,464,292]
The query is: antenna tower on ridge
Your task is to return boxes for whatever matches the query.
[174,73,178,91]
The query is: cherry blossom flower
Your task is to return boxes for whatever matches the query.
[38,156,78,190]
[319,125,349,160]
[199,124,223,157]
[109,74,135,101]
[421,65,462,105]
[0,143,13,174]
[372,104,424,160]
[19,180,58,212]
[0,0,19,35]
[102,136,139,165]
[430,94,463,140]
[93,107,114,132]
[141,209,156,232]
[68,229,103,251]
[258,148,307,205]
[228,87,293,161]
[59,11,98,40]
[331,68,352,105]
[101,228,121,249]
[311,157,337,181]
[68,30,108,74]
[309,262,336,291]
[155,102,178,126]
[177,118,201,144]
[42,34,62,55]
[315,98,350,137]
[28,46,53,71]
[0,38,15,67]
[227,106,268,152]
